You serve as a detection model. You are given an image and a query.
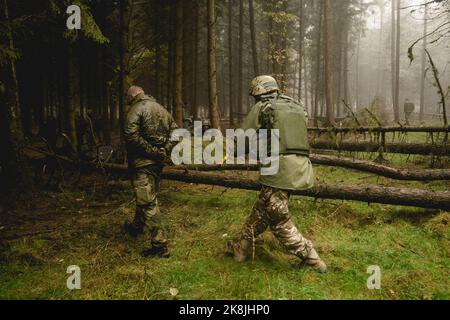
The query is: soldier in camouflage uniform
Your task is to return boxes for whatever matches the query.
[227,76,327,273]
[123,86,178,258]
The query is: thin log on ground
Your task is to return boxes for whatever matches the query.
[308,126,450,134]
[310,154,450,180]
[181,154,450,181]
[25,148,450,210]
[311,141,449,156]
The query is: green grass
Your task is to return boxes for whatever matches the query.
[0,164,449,300]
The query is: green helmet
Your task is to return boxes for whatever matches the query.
[249,75,279,97]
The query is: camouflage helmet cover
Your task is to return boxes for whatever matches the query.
[249,75,279,97]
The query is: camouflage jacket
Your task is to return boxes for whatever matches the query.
[124,93,178,168]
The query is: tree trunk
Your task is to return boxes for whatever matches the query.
[161,171,450,210]
[311,140,449,156]
[298,0,305,101]
[308,125,450,134]
[119,0,132,138]
[425,50,448,128]
[343,31,349,108]
[179,154,450,181]
[65,45,78,148]
[101,48,111,144]
[207,0,221,129]
[336,34,343,118]
[191,0,199,120]
[355,0,363,109]
[303,61,308,112]
[323,0,335,126]
[313,1,323,126]
[167,3,176,112]
[238,0,244,120]
[228,0,234,125]
[393,0,401,122]
[154,2,162,103]
[249,0,259,77]
[376,3,385,97]
[419,3,428,122]
[182,0,193,113]
[174,1,184,127]
[310,154,450,181]
[293,58,299,99]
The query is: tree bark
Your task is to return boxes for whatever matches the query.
[297,0,305,101]
[249,0,259,77]
[311,140,449,156]
[162,170,450,210]
[376,2,385,97]
[119,0,132,138]
[425,50,448,128]
[178,154,450,181]
[308,126,450,134]
[238,0,244,120]
[228,0,235,125]
[310,154,450,180]
[313,1,323,126]
[167,3,176,112]
[65,45,78,148]
[393,0,401,122]
[323,0,335,126]
[355,0,363,109]
[191,0,199,120]
[154,2,162,103]
[174,1,184,127]
[207,0,221,129]
[419,2,428,122]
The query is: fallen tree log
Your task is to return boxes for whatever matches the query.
[310,154,450,181]
[311,141,449,156]
[25,148,450,210]
[163,170,450,210]
[181,154,450,181]
[308,126,450,134]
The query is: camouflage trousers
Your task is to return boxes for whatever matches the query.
[241,185,313,260]
[130,165,166,247]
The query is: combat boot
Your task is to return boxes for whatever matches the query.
[226,239,251,262]
[299,248,327,273]
[142,243,170,258]
[123,221,144,237]
[142,228,170,258]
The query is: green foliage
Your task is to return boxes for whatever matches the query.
[50,0,109,44]
[48,0,63,15]
[0,45,21,66]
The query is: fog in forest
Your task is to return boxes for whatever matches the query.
[355,0,449,123]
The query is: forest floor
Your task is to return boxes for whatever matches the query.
[0,153,449,300]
